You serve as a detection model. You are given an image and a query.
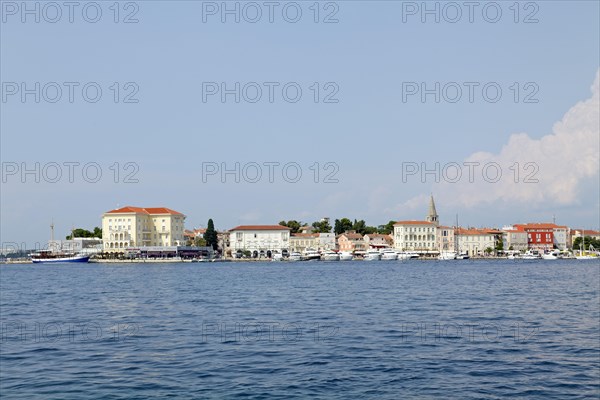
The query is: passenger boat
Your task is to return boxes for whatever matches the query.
[31,251,90,263]
[339,251,354,261]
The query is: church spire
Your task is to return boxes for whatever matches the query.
[426,195,439,226]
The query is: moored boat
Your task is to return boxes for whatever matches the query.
[321,251,340,261]
[339,251,354,261]
[31,251,90,263]
[380,249,398,260]
[288,252,302,262]
[364,250,381,261]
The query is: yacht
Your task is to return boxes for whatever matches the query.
[364,250,382,261]
[339,251,354,261]
[302,249,321,261]
[521,250,542,259]
[456,252,469,260]
[321,251,340,261]
[288,252,302,262]
[541,251,559,260]
[438,251,457,260]
[271,252,284,262]
[397,251,419,260]
[380,249,398,260]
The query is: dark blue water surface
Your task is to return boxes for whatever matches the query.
[1,260,599,399]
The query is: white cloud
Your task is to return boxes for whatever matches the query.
[436,70,600,208]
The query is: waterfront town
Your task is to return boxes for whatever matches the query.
[3,196,599,263]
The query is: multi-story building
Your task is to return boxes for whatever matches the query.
[393,221,438,252]
[513,223,569,251]
[437,226,456,252]
[392,195,440,253]
[228,225,291,254]
[456,228,502,256]
[102,206,186,252]
[289,233,319,253]
[318,233,336,251]
[501,226,529,251]
[337,232,366,254]
[364,233,393,249]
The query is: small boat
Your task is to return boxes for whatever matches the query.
[321,251,340,261]
[456,252,469,260]
[271,252,284,262]
[302,249,321,261]
[397,251,419,260]
[288,252,302,262]
[364,250,381,261]
[339,251,354,261]
[521,250,541,260]
[380,249,398,260]
[31,251,90,263]
[541,251,559,260]
[438,251,457,260]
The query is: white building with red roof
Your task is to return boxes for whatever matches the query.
[101,206,186,252]
[228,225,291,255]
[393,221,438,252]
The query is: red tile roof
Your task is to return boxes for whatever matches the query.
[105,206,183,215]
[291,233,319,238]
[229,225,291,231]
[514,223,567,230]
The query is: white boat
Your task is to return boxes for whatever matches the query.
[397,251,419,260]
[380,249,398,260]
[456,252,469,260]
[288,252,302,262]
[541,251,559,260]
[302,249,321,261]
[521,250,541,260]
[339,251,354,261]
[271,252,284,262]
[31,251,90,263]
[364,250,381,261]
[576,255,598,260]
[321,251,340,261]
[438,251,457,260]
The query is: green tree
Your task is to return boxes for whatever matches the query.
[66,227,102,239]
[377,221,397,235]
[334,218,353,235]
[485,247,494,256]
[573,236,600,251]
[194,237,207,247]
[279,220,302,233]
[311,220,332,233]
[204,219,218,250]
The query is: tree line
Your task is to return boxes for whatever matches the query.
[279,219,397,236]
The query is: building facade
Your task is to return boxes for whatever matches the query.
[102,206,186,252]
[289,233,319,253]
[393,221,438,252]
[501,227,529,251]
[228,225,291,253]
[456,228,502,256]
[513,223,569,251]
[364,233,393,249]
[337,232,366,253]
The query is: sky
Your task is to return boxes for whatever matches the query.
[1,0,599,247]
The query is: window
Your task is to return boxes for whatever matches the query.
[236,232,243,241]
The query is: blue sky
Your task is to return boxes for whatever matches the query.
[1,1,599,246]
